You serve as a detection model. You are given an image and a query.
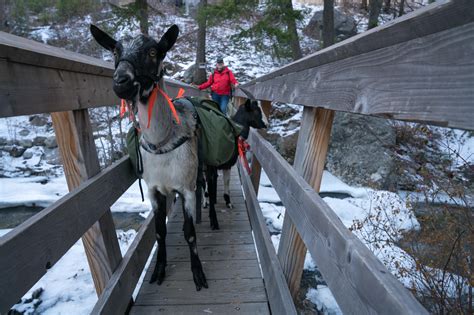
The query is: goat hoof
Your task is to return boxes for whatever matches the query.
[150,262,166,285]
[226,202,233,209]
[192,267,208,291]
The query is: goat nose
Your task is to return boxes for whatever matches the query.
[114,74,131,85]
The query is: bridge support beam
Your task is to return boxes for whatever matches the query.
[277,107,334,300]
[52,109,122,295]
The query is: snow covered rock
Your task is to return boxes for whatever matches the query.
[304,9,357,40]
[44,136,57,149]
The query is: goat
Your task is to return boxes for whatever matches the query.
[90,24,208,290]
[203,98,268,230]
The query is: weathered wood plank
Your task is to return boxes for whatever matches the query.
[0,31,205,118]
[52,110,122,296]
[167,220,251,233]
[134,278,267,305]
[166,231,254,246]
[92,211,156,315]
[170,208,249,221]
[278,107,334,300]
[238,162,297,315]
[237,6,474,130]
[238,0,473,84]
[248,130,428,314]
[143,260,262,281]
[130,302,269,314]
[0,158,136,314]
[165,244,258,262]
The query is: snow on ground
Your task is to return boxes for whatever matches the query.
[6,229,137,315]
[0,176,68,208]
[255,169,421,314]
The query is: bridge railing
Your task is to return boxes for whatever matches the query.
[0,31,204,314]
[235,0,473,313]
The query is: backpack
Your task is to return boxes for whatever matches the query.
[186,97,243,167]
[126,97,243,173]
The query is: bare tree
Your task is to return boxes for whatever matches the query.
[368,0,383,29]
[194,0,207,84]
[137,0,149,35]
[323,0,334,48]
[282,0,302,60]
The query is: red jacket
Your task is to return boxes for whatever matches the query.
[198,67,238,95]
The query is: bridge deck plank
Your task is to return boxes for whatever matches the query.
[129,168,270,314]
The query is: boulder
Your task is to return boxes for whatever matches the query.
[19,129,30,137]
[8,145,26,157]
[304,8,357,41]
[182,64,196,84]
[29,115,48,126]
[19,139,33,148]
[44,147,62,165]
[44,136,57,148]
[23,149,34,159]
[33,136,47,146]
[326,112,397,190]
[0,137,8,145]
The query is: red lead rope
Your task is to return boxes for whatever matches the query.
[238,137,251,175]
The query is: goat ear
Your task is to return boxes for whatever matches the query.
[157,25,179,53]
[244,99,252,111]
[90,24,117,52]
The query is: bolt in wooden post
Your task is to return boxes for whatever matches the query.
[277,107,334,300]
[51,109,122,295]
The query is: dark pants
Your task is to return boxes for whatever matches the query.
[211,92,230,114]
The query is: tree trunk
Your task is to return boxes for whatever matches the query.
[368,0,382,29]
[283,0,302,60]
[137,0,149,35]
[0,0,8,31]
[322,0,334,48]
[194,0,207,84]
[361,0,368,11]
[383,0,390,14]
[398,0,405,17]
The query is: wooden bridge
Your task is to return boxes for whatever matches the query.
[0,0,473,314]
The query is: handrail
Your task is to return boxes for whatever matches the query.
[236,0,474,130]
[238,162,297,315]
[0,157,136,314]
[247,129,428,314]
[0,31,206,118]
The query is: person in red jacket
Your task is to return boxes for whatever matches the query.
[195,56,239,114]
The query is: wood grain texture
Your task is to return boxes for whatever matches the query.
[143,260,262,281]
[239,162,297,315]
[0,31,206,118]
[247,130,428,314]
[134,278,267,305]
[0,158,136,314]
[52,110,122,296]
[278,108,334,299]
[236,8,474,130]
[92,211,156,315]
[130,302,269,314]
[237,0,473,84]
[129,168,269,315]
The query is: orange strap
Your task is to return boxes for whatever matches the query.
[122,86,184,129]
[177,88,185,98]
[238,138,251,174]
[120,99,127,118]
[156,86,181,125]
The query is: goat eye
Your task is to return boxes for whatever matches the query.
[149,49,157,57]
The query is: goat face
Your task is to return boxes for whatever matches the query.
[233,99,268,138]
[90,25,179,101]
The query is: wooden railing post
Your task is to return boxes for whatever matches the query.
[277,107,334,300]
[51,109,122,295]
[249,100,272,193]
